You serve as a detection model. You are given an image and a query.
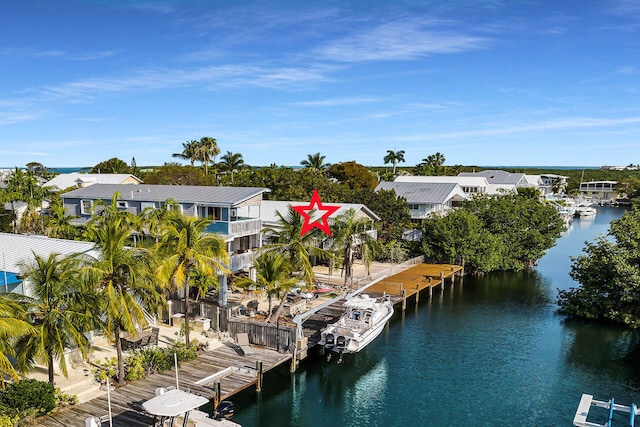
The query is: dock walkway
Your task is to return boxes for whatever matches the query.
[300,263,462,348]
[38,345,290,427]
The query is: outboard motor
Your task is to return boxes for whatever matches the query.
[214,400,235,419]
[325,334,335,347]
[336,335,346,349]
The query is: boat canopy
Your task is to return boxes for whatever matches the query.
[344,295,377,310]
[142,389,208,417]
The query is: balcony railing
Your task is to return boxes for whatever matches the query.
[231,251,255,272]
[205,218,261,237]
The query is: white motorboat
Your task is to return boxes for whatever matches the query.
[142,387,239,427]
[575,205,597,217]
[318,294,394,361]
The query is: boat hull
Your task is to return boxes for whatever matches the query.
[319,295,394,355]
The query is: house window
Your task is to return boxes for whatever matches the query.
[409,204,420,210]
[116,201,128,210]
[81,200,92,214]
[141,202,157,210]
[202,206,222,220]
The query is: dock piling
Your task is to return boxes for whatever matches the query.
[256,360,263,394]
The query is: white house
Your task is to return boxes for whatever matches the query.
[375,181,467,221]
[394,175,489,197]
[44,173,142,192]
[0,233,97,296]
[458,170,531,194]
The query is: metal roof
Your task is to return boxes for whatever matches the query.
[258,200,380,226]
[375,182,466,204]
[394,175,489,186]
[458,170,526,185]
[62,184,270,207]
[0,233,96,275]
[44,173,142,191]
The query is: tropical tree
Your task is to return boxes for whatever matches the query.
[198,136,220,176]
[90,157,131,174]
[330,209,381,288]
[2,168,47,233]
[327,161,378,189]
[15,253,95,386]
[558,208,640,328]
[235,252,298,323]
[172,140,199,166]
[44,199,78,239]
[0,294,34,387]
[218,151,245,183]
[83,194,165,385]
[300,153,328,171]
[383,149,405,175]
[156,213,229,347]
[260,206,330,286]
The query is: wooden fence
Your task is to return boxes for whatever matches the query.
[167,300,232,331]
[228,318,297,353]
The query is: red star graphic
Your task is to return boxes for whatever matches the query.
[292,189,340,237]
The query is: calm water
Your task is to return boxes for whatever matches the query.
[233,206,640,426]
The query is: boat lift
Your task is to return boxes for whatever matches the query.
[574,394,640,427]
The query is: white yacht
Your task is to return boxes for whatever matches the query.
[319,294,394,361]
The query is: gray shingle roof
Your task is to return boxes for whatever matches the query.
[375,182,462,204]
[62,184,270,206]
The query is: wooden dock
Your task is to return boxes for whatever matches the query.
[300,263,463,348]
[38,344,291,427]
[365,263,463,299]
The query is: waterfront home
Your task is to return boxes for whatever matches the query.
[539,173,569,196]
[394,175,489,198]
[0,232,97,295]
[375,181,467,222]
[61,184,270,276]
[44,172,142,192]
[457,169,532,194]
[250,200,380,250]
[579,180,618,201]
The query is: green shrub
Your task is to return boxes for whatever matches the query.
[0,414,16,427]
[92,357,118,384]
[124,351,146,381]
[55,388,78,408]
[0,379,56,416]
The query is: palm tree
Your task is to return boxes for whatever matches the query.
[199,137,220,176]
[300,153,328,171]
[44,199,78,239]
[156,213,229,347]
[330,209,381,288]
[260,206,330,286]
[383,150,405,175]
[15,253,95,386]
[172,140,199,166]
[0,293,34,387]
[84,196,165,385]
[219,151,245,183]
[235,252,298,323]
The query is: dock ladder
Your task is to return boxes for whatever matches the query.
[574,394,640,427]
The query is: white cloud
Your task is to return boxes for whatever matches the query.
[315,19,489,62]
[291,97,387,107]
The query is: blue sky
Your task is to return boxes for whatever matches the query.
[1,1,640,169]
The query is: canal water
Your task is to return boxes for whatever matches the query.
[233,206,640,426]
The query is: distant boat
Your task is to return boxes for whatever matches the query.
[318,294,394,362]
[575,205,597,217]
